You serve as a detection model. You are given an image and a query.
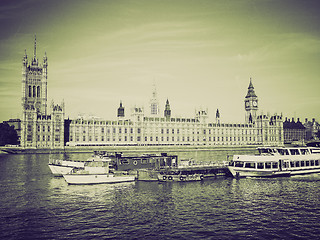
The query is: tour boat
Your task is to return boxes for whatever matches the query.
[228,147,320,178]
[48,154,108,176]
[62,158,135,185]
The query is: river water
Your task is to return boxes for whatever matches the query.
[0,149,320,240]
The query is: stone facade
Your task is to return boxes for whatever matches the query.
[20,36,65,148]
[67,80,284,147]
[283,118,306,144]
[18,38,284,148]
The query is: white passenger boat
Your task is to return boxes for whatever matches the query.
[63,158,135,185]
[48,154,107,176]
[228,147,320,178]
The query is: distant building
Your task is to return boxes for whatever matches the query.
[67,79,283,147]
[304,118,320,141]
[283,118,306,144]
[20,36,65,148]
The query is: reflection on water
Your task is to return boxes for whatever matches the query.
[0,150,320,240]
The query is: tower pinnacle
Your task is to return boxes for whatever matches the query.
[246,77,257,98]
[34,34,37,60]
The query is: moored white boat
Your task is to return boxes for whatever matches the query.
[48,154,109,176]
[63,158,135,185]
[48,159,86,176]
[228,147,320,178]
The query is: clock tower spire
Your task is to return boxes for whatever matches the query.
[245,78,258,123]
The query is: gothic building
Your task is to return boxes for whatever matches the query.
[18,38,283,148]
[20,36,65,148]
[67,79,283,147]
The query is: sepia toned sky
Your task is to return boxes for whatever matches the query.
[1,0,320,123]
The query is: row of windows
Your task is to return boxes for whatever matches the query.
[70,135,259,143]
[38,125,50,132]
[28,125,60,132]
[233,160,320,169]
[70,127,264,135]
[36,135,60,142]
[28,85,40,98]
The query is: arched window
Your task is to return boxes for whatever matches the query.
[37,86,40,98]
[33,86,36,97]
[29,86,32,97]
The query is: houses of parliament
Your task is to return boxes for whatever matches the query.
[20,38,284,148]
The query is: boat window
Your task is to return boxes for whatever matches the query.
[290,161,295,168]
[244,162,256,168]
[277,149,284,155]
[120,159,129,165]
[235,161,244,167]
[257,162,264,169]
[260,148,276,155]
[295,161,300,167]
[272,162,278,169]
[310,149,320,154]
[265,162,272,169]
[87,161,105,167]
[300,161,305,167]
[300,149,309,155]
[141,159,148,164]
[315,160,319,166]
[310,160,315,166]
[289,149,300,155]
[278,149,289,155]
[306,161,310,167]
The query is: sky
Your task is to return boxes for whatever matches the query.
[0,0,320,123]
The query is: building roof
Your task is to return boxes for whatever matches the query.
[283,118,305,129]
[245,78,257,98]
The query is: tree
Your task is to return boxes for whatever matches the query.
[0,123,18,146]
[316,130,320,140]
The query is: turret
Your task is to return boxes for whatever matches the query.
[117,101,125,118]
[150,84,159,116]
[32,35,38,66]
[164,99,171,120]
[216,109,220,124]
[245,78,258,123]
[195,108,208,124]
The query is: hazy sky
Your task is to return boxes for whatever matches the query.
[1,0,320,123]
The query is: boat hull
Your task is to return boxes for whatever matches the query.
[48,164,74,177]
[289,167,320,176]
[228,166,320,178]
[158,174,203,182]
[63,174,135,185]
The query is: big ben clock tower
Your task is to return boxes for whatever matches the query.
[245,78,258,123]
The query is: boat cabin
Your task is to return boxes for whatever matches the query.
[257,147,312,156]
[95,152,179,171]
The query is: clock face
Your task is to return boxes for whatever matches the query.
[245,101,249,107]
[253,101,257,107]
